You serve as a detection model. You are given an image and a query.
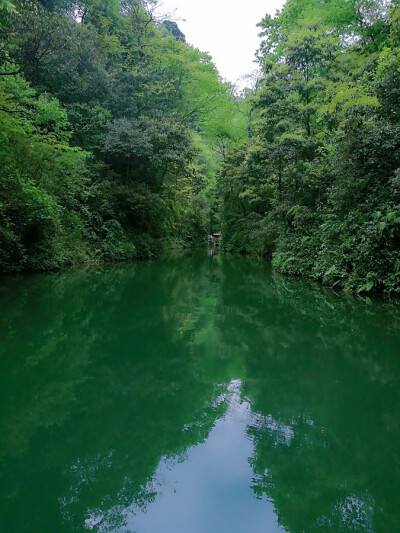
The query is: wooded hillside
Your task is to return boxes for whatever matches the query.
[219,0,400,294]
[0,0,245,271]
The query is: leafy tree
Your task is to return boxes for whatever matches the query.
[0,0,246,270]
[219,0,400,293]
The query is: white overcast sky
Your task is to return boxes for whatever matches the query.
[160,0,285,85]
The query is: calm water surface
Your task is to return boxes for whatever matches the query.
[1,251,400,532]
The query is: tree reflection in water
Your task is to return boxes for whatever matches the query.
[0,252,399,532]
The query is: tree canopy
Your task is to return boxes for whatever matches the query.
[219,0,400,294]
[0,0,245,271]
[1,0,400,295]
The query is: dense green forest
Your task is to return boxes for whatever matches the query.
[220,0,400,294]
[1,0,400,295]
[0,0,246,270]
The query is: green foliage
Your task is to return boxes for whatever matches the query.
[0,0,14,11]
[0,0,246,272]
[219,0,400,294]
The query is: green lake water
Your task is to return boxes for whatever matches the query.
[1,250,400,532]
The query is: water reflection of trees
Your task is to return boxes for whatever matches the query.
[1,253,400,532]
[0,257,232,532]
[217,255,400,532]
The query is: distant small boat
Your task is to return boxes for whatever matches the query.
[208,233,221,246]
